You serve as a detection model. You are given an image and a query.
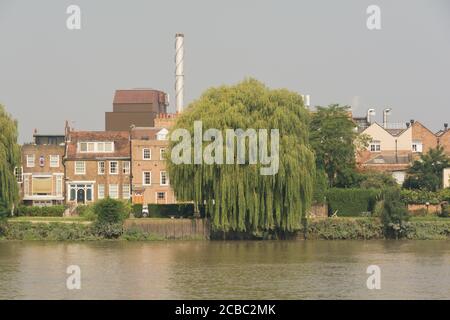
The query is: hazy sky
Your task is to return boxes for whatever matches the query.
[1,0,449,143]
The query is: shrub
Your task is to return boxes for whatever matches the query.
[91,222,123,239]
[305,218,383,240]
[326,188,381,217]
[313,170,328,204]
[76,205,97,221]
[93,198,129,223]
[132,204,143,218]
[145,204,195,218]
[381,188,410,239]
[17,205,66,217]
[400,189,440,205]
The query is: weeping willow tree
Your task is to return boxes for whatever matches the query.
[167,79,315,234]
[0,104,20,217]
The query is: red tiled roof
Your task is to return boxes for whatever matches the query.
[113,89,161,104]
[66,131,130,160]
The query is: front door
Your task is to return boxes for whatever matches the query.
[77,189,85,204]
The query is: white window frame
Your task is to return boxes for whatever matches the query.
[78,141,115,153]
[160,148,166,160]
[412,140,423,153]
[370,141,381,152]
[55,175,63,196]
[23,175,30,196]
[98,184,105,200]
[26,155,35,167]
[143,148,151,160]
[98,161,105,175]
[75,161,86,175]
[160,171,168,186]
[122,184,130,199]
[49,155,60,168]
[109,184,119,199]
[156,192,166,201]
[122,161,130,175]
[143,171,151,186]
[109,161,119,175]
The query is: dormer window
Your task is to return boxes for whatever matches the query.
[79,142,114,153]
[156,128,169,141]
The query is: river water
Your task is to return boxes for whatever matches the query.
[0,240,449,299]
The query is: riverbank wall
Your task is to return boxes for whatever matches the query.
[124,218,210,240]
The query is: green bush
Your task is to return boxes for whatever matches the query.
[93,198,129,223]
[400,189,440,205]
[17,205,66,217]
[326,188,381,217]
[146,204,195,218]
[313,170,328,204]
[305,218,383,240]
[3,222,95,241]
[91,222,124,239]
[382,188,410,239]
[405,220,450,240]
[76,205,97,221]
[132,204,143,218]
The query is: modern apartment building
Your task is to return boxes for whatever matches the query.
[63,128,131,205]
[19,132,66,206]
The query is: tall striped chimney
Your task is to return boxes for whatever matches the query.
[175,33,184,113]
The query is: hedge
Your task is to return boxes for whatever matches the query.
[17,205,66,217]
[133,203,195,218]
[401,189,450,205]
[326,188,381,217]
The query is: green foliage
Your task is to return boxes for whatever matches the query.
[167,79,315,233]
[326,188,381,216]
[131,204,143,218]
[381,188,410,239]
[0,105,20,216]
[75,205,97,221]
[17,205,66,217]
[400,189,441,205]
[147,204,194,218]
[403,146,450,191]
[122,228,164,241]
[312,169,328,204]
[359,171,398,189]
[310,104,363,187]
[3,222,96,241]
[91,222,123,239]
[93,198,129,224]
[405,220,450,240]
[305,218,383,240]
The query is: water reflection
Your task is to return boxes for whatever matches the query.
[0,241,449,299]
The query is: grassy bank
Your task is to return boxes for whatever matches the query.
[1,217,450,241]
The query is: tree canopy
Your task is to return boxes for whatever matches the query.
[309,104,365,187]
[0,104,20,217]
[403,146,450,191]
[167,79,315,234]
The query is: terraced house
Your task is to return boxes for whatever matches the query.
[19,131,66,206]
[63,126,131,206]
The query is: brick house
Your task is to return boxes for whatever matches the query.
[130,122,176,205]
[437,125,450,156]
[356,122,413,184]
[64,128,131,205]
[410,120,439,158]
[19,132,66,206]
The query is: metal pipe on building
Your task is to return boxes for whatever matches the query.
[383,108,391,129]
[175,33,184,113]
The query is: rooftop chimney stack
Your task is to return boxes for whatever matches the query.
[445,123,449,131]
[175,33,184,113]
[367,108,376,124]
[383,108,392,129]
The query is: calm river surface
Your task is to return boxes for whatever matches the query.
[0,240,449,299]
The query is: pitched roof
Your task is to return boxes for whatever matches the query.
[113,89,161,104]
[66,131,130,160]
